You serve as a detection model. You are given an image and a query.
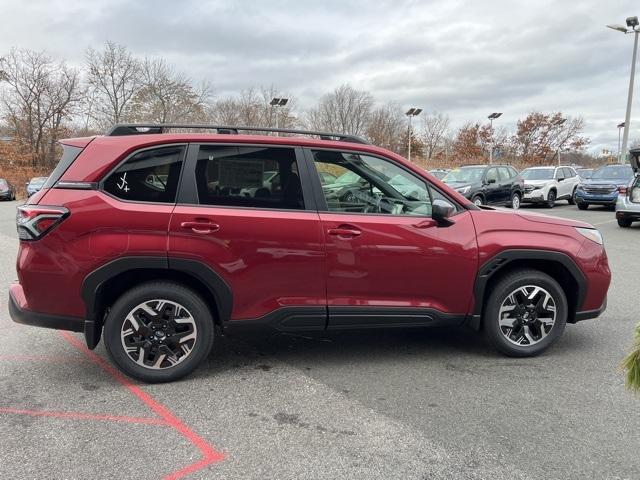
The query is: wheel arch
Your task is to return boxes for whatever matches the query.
[81,256,232,349]
[468,249,586,330]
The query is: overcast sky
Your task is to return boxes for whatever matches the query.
[0,0,638,154]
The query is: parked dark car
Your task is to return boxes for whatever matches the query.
[26,176,48,197]
[575,164,634,210]
[442,165,524,208]
[9,124,610,383]
[0,178,16,201]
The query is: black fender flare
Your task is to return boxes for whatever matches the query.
[468,249,586,330]
[81,256,233,349]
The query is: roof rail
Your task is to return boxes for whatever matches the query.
[106,124,370,145]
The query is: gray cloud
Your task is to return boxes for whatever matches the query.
[0,0,638,152]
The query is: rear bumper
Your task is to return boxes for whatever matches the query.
[615,195,640,220]
[8,283,84,333]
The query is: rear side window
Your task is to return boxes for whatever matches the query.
[497,167,511,181]
[194,145,304,210]
[103,146,185,203]
[43,145,83,189]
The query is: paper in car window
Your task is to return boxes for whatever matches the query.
[218,159,264,188]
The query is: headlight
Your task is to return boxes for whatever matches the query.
[456,185,471,194]
[575,227,603,245]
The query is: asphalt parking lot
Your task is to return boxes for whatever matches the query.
[0,198,638,480]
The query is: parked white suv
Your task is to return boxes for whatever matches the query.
[520,166,580,208]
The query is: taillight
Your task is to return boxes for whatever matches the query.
[618,185,627,194]
[16,205,69,240]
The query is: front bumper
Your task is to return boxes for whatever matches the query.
[574,297,607,322]
[8,282,84,333]
[575,189,618,205]
[523,189,546,202]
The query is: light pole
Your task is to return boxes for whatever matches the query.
[487,112,502,164]
[607,16,639,162]
[552,117,566,166]
[617,121,626,162]
[405,107,422,162]
[270,97,289,135]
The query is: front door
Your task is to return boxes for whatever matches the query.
[306,148,478,327]
[168,144,326,328]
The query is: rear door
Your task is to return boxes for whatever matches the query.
[305,148,478,327]
[498,167,514,204]
[168,143,326,328]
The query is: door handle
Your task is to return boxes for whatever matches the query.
[327,226,362,238]
[180,220,220,234]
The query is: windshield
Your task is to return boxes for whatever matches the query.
[520,168,554,180]
[590,166,633,180]
[334,171,362,184]
[443,167,485,183]
[0,179,7,188]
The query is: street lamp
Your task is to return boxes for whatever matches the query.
[487,112,502,164]
[552,117,567,166]
[405,107,422,162]
[618,121,626,162]
[270,97,289,134]
[606,16,640,162]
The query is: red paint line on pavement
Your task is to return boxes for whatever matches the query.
[60,332,225,479]
[0,407,167,425]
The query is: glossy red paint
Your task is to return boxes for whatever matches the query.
[169,206,326,319]
[9,131,611,350]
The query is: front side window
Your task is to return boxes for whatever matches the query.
[103,146,185,203]
[195,145,304,210]
[443,167,485,183]
[485,168,499,183]
[312,150,441,216]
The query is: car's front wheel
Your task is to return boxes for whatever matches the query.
[510,192,521,209]
[104,281,214,383]
[483,269,567,357]
[471,195,484,206]
[577,202,589,210]
[546,190,556,208]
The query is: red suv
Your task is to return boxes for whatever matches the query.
[9,125,611,383]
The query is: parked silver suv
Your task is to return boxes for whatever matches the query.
[616,148,640,228]
[520,166,580,208]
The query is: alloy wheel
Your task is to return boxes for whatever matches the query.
[497,285,556,346]
[511,193,520,209]
[120,299,197,370]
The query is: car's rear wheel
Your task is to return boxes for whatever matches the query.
[471,195,484,206]
[104,281,214,383]
[618,217,632,228]
[577,202,588,210]
[510,192,521,209]
[483,269,567,357]
[546,190,556,208]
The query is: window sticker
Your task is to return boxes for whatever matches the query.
[218,159,264,188]
[117,172,130,192]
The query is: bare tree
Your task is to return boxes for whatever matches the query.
[85,41,140,127]
[306,84,373,135]
[0,48,82,166]
[366,103,404,152]
[127,57,211,123]
[420,112,450,159]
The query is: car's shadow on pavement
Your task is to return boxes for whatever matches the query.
[193,324,599,379]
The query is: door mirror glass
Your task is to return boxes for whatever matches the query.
[486,177,496,184]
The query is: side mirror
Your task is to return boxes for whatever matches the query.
[486,178,496,184]
[557,177,564,182]
[432,199,455,227]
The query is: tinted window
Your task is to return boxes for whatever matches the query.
[312,150,443,216]
[443,167,484,183]
[564,167,576,178]
[556,168,565,180]
[498,167,511,181]
[521,168,554,180]
[103,146,185,203]
[195,146,303,210]
[485,168,499,183]
[43,144,83,189]
[508,167,519,178]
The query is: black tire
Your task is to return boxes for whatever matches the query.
[568,188,576,205]
[509,192,521,209]
[104,281,215,383]
[471,195,484,206]
[618,217,632,228]
[577,202,588,210]
[483,269,567,357]
[546,190,556,208]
